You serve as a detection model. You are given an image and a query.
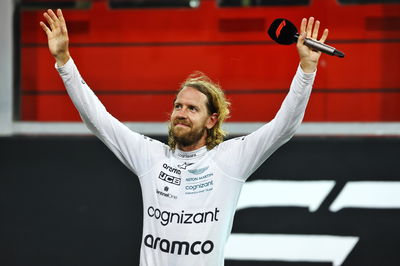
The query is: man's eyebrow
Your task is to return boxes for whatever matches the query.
[188,104,200,109]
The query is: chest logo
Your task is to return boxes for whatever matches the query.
[159,171,181,186]
[177,162,194,170]
[188,166,209,175]
[163,163,181,175]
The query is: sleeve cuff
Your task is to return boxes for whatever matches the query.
[55,57,74,74]
[297,63,316,80]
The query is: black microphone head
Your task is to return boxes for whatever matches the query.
[268,18,298,45]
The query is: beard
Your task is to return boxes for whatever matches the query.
[169,118,207,148]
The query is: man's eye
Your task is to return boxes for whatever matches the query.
[189,106,197,112]
[174,104,182,109]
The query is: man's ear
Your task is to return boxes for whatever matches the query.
[206,113,218,129]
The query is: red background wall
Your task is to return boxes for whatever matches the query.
[19,0,400,122]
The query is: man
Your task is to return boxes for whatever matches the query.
[40,9,328,266]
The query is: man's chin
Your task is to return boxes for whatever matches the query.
[172,130,197,145]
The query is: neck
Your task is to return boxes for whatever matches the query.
[176,140,206,152]
[176,133,207,151]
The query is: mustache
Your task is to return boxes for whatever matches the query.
[173,118,192,127]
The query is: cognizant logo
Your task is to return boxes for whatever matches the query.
[147,206,220,226]
[185,180,213,191]
[144,234,214,255]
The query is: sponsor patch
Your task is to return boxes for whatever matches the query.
[144,234,214,255]
[159,171,181,186]
[188,166,209,175]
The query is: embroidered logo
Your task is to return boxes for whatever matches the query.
[188,166,209,175]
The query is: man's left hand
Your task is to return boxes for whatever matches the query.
[297,17,329,73]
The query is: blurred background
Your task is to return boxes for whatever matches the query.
[1,0,400,265]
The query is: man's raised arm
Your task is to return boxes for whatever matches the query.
[39,9,165,177]
[215,17,329,181]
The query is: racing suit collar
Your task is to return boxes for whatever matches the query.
[174,146,207,160]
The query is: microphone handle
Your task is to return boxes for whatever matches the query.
[294,33,345,58]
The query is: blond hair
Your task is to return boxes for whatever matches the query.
[168,72,230,150]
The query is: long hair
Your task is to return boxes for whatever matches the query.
[168,72,230,150]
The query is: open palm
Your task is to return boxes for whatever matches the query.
[40,9,70,65]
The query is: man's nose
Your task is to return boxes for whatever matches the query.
[176,107,188,118]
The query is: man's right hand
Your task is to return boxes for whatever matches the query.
[40,9,70,66]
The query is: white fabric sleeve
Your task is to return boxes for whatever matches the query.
[214,65,316,182]
[56,58,166,177]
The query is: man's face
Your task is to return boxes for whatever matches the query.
[170,87,215,148]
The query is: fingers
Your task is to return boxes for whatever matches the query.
[296,31,306,47]
[312,20,320,39]
[48,9,61,32]
[42,9,64,32]
[39,21,51,35]
[306,17,314,38]
[300,17,329,42]
[300,18,307,35]
[43,12,55,30]
[57,9,66,27]
[57,9,68,34]
[57,9,65,23]
[47,9,59,23]
[319,28,329,44]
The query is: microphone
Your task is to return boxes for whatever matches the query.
[268,18,345,58]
